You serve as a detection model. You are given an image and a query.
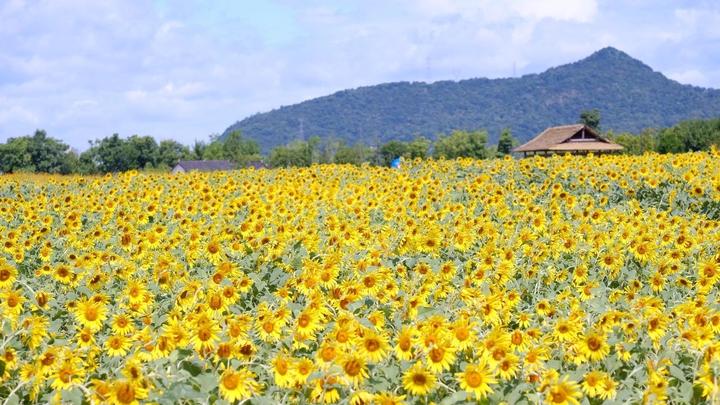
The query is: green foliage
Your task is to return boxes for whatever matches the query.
[193,131,262,166]
[611,118,720,155]
[374,137,430,166]
[268,139,316,167]
[157,140,192,168]
[496,128,516,156]
[333,143,372,165]
[80,133,160,173]
[221,47,720,152]
[656,119,720,153]
[0,130,76,174]
[434,130,488,159]
[610,129,657,155]
[579,109,601,130]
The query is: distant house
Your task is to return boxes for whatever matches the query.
[171,160,236,173]
[513,124,623,156]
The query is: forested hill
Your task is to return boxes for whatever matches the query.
[222,47,720,152]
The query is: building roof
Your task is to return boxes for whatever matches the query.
[175,160,236,171]
[512,124,623,153]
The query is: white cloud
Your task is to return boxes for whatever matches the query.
[667,69,709,87]
[0,0,717,150]
[513,0,597,23]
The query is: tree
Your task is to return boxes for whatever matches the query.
[610,129,657,155]
[334,143,372,165]
[496,128,516,156]
[157,140,191,168]
[406,137,430,159]
[378,141,409,167]
[434,130,488,160]
[222,130,261,165]
[0,130,75,173]
[579,109,601,131]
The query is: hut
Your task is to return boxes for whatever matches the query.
[512,124,623,157]
[171,160,236,173]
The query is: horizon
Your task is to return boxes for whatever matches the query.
[1,1,719,150]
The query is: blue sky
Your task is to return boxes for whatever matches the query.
[1,0,719,149]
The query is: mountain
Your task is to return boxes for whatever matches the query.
[222,47,720,152]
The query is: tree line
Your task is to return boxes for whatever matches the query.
[1,114,718,174]
[0,128,517,174]
[609,118,720,155]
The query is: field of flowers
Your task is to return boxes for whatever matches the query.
[1,151,720,404]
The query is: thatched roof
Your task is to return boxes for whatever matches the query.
[175,160,236,171]
[513,124,623,153]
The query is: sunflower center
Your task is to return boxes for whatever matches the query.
[222,373,240,390]
[298,314,310,328]
[429,348,444,363]
[587,337,601,351]
[110,337,122,349]
[465,371,483,388]
[198,328,212,342]
[321,346,336,361]
[209,295,222,310]
[0,269,10,281]
[412,373,427,385]
[115,383,136,404]
[344,359,362,376]
[60,369,73,383]
[365,338,380,352]
[551,390,567,403]
[262,321,274,333]
[399,337,411,351]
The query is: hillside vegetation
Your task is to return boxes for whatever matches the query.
[223,47,720,152]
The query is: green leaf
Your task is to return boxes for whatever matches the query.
[181,360,203,377]
[61,387,84,405]
[0,359,5,376]
[4,394,19,405]
[439,390,468,404]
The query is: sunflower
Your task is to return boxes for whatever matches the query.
[310,375,341,404]
[340,353,369,386]
[50,357,85,391]
[402,362,436,396]
[576,332,609,362]
[425,342,456,373]
[1,290,24,324]
[373,393,406,405]
[218,367,261,402]
[205,238,225,264]
[357,329,389,362]
[189,319,220,353]
[111,313,136,335]
[271,354,295,388]
[105,334,132,357]
[0,262,17,289]
[553,318,579,342]
[497,353,519,380]
[73,296,107,331]
[456,360,497,399]
[394,327,415,361]
[545,376,582,405]
[110,379,148,405]
[597,374,617,400]
[76,327,96,348]
[581,370,606,397]
[293,357,314,385]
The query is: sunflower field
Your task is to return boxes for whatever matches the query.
[1,150,720,404]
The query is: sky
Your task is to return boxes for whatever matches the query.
[1,0,719,150]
